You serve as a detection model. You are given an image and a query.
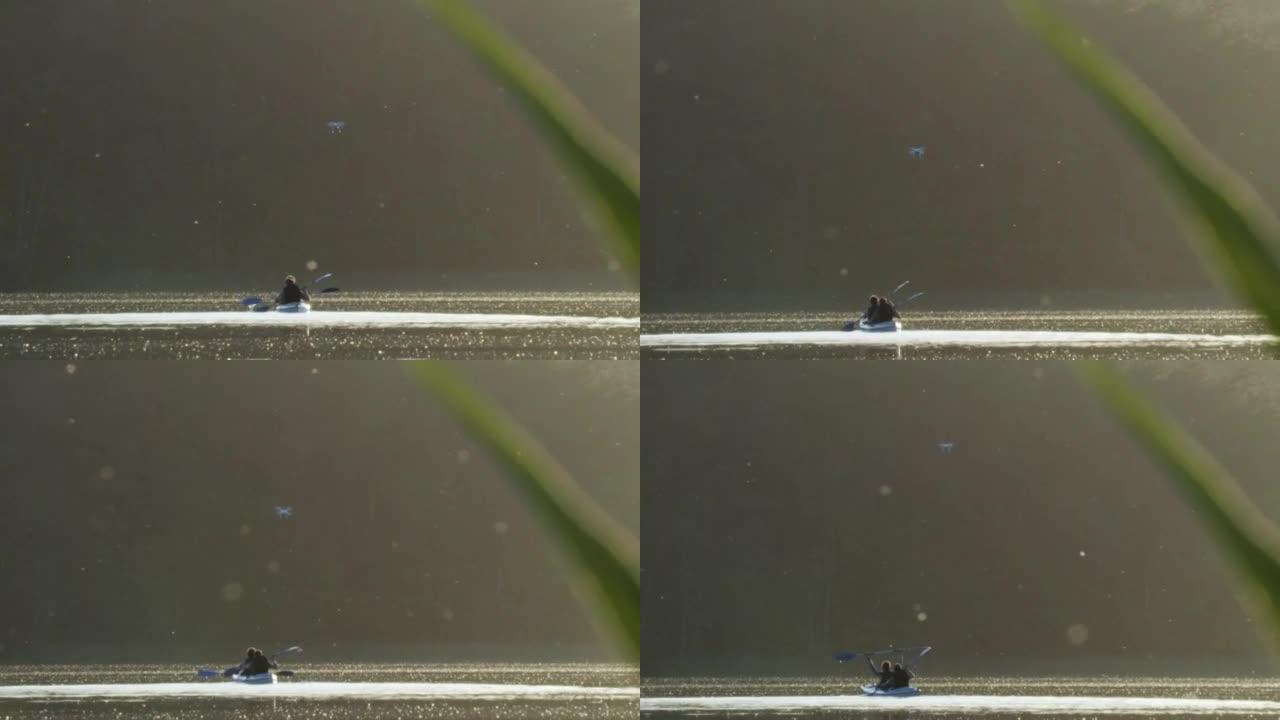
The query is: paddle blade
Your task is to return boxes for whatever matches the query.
[241,297,263,306]
[318,287,340,294]
[312,272,333,284]
[277,670,296,678]
[835,651,857,662]
[892,280,911,295]
[841,321,857,332]
[196,668,221,679]
[906,292,926,302]
[252,304,274,313]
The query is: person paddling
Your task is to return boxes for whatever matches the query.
[860,296,880,324]
[890,662,913,689]
[275,275,310,305]
[229,647,257,676]
[867,658,894,690]
[233,647,277,677]
[875,297,901,324]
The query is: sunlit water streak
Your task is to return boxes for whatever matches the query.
[0,291,638,359]
[0,663,638,720]
[0,681,637,701]
[641,310,1279,359]
[0,311,637,330]
[641,676,1280,719]
[641,693,1280,715]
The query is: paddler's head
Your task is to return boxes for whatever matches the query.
[881,661,891,671]
[246,647,257,658]
[868,295,879,306]
[893,663,902,671]
[285,275,296,285]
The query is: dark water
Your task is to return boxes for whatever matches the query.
[0,292,638,360]
[642,676,1280,718]
[0,663,637,719]
[640,310,1279,359]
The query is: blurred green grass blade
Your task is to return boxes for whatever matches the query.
[408,361,640,657]
[415,0,639,281]
[1009,0,1280,335]
[1079,363,1280,644]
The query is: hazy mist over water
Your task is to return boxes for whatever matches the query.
[2,0,638,289]
[642,0,1280,311]
[642,361,1280,676]
[0,361,638,663]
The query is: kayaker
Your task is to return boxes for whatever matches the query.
[230,647,258,676]
[275,276,310,305]
[244,648,278,677]
[867,658,894,690]
[860,296,880,324]
[890,662,913,689]
[872,297,901,324]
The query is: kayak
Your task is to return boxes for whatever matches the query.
[231,672,278,685]
[860,317,901,333]
[861,684,920,697]
[274,301,311,314]
[841,319,902,332]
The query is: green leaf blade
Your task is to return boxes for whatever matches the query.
[1079,363,1280,646]
[408,361,639,658]
[1009,0,1280,336]
[415,0,639,281]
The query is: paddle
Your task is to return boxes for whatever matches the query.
[269,645,303,661]
[834,651,860,662]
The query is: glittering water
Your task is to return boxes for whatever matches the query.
[0,292,638,359]
[640,310,1279,359]
[642,676,1280,718]
[0,663,637,719]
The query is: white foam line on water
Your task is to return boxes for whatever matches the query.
[0,681,639,701]
[640,694,1280,715]
[641,330,1276,349]
[0,312,638,330]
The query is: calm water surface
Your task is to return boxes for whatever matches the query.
[642,675,1280,718]
[641,310,1279,359]
[0,662,637,719]
[0,292,638,360]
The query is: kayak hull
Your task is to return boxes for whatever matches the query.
[841,319,902,332]
[861,684,920,697]
[275,302,311,314]
[232,673,278,685]
[858,319,901,332]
